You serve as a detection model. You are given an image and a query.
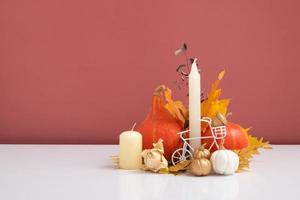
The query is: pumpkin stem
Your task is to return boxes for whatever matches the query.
[150,86,166,116]
[197,144,206,151]
[219,138,225,150]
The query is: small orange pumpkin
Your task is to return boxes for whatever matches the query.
[202,122,249,152]
[137,85,183,160]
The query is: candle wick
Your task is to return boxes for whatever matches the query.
[131,122,137,131]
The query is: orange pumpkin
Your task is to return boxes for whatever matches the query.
[137,86,183,160]
[202,122,249,152]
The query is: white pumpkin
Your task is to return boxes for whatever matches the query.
[210,149,239,175]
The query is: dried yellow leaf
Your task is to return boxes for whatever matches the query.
[110,155,120,168]
[201,70,230,131]
[169,160,191,172]
[235,131,272,172]
[159,168,169,174]
[164,87,188,126]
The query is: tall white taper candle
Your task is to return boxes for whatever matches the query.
[189,59,201,150]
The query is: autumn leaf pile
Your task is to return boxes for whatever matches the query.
[161,70,271,172]
[127,70,271,174]
[201,70,271,171]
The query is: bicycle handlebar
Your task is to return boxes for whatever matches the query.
[177,130,190,135]
[199,117,212,124]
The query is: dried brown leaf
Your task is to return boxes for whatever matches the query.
[169,160,191,172]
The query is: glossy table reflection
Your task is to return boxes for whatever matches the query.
[0,145,299,200]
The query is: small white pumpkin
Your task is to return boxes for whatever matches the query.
[210,149,239,175]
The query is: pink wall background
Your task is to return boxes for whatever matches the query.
[0,0,299,144]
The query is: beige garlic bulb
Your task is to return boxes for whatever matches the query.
[141,139,168,172]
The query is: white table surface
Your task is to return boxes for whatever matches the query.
[0,145,299,200]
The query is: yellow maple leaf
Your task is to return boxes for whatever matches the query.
[234,129,272,172]
[201,70,230,131]
[164,87,188,126]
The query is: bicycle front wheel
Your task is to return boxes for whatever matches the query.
[171,148,193,166]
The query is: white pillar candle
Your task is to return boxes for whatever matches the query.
[189,59,201,150]
[119,124,142,170]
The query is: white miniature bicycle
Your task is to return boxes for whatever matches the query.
[171,117,227,166]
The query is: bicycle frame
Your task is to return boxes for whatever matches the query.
[178,130,194,154]
[177,117,227,153]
